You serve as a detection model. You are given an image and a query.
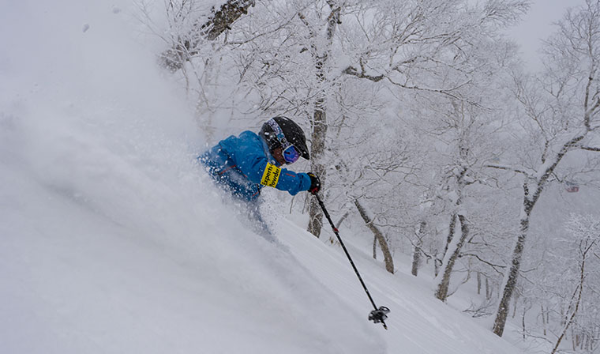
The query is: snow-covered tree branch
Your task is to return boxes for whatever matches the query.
[492,0,600,337]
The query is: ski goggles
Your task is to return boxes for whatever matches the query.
[282,145,300,164]
[267,119,301,164]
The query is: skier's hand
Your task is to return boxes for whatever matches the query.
[307,173,321,195]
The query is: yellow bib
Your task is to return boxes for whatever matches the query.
[261,163,281,187]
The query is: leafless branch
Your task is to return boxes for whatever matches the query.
[576,145,600,152]
[485,164,531,177]
[342,65,385,82]
[461,253,506,276]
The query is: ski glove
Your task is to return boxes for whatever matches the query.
[307,173,321,195]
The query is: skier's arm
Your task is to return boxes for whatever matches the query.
[234,145,311,195]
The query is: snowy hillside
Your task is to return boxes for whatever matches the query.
[1,2,526,353]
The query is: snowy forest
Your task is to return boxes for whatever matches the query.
[145,0,600,350]
[1,0,600,353]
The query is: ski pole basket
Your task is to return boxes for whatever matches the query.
[369,306,390,324]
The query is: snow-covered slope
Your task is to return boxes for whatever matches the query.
[0,2,524,353]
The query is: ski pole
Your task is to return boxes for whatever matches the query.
[314,194,390,330]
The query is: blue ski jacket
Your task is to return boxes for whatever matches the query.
[199,131,312,201]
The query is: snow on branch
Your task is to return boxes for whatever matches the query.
[342,65,384,82]
[385,76,473,101]
[577,145,600,152]
[160,0,256,72]
[484,164,532,177]
[482,0,531,26]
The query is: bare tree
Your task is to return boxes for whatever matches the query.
[159,0,256,72]
[338,0,529,101]
[550,215,600,354]
[354,198,394,273]
[429,100,510,302]
[491,0,600,336]
[333,156,396,273]
[330,0,529,281]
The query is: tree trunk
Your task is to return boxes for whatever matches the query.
[435,214,457,277]
[435,214,469,301]
[492,200,532,336]
[307,4,340,238]
[512,292,519,318]
[443,213,457,259]
[411,243,422,277]
[354,199,394,274]
[550,241,587,354]
[411,221,426,277]
[373,236,378,260]
[336,211,350,229]
[521,306,527,340]
[307,105,327,237]
[541,305,547,336]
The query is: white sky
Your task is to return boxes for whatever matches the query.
[507,0,588,70]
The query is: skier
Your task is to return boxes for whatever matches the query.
[199,117,321,229]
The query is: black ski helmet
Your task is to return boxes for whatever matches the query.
[259,116,310,160]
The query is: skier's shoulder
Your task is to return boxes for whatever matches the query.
[220,130,255,147]
[232,130,262,150]
[221,130,259,144]
[238,130,260,142]
[220,130,264,157]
